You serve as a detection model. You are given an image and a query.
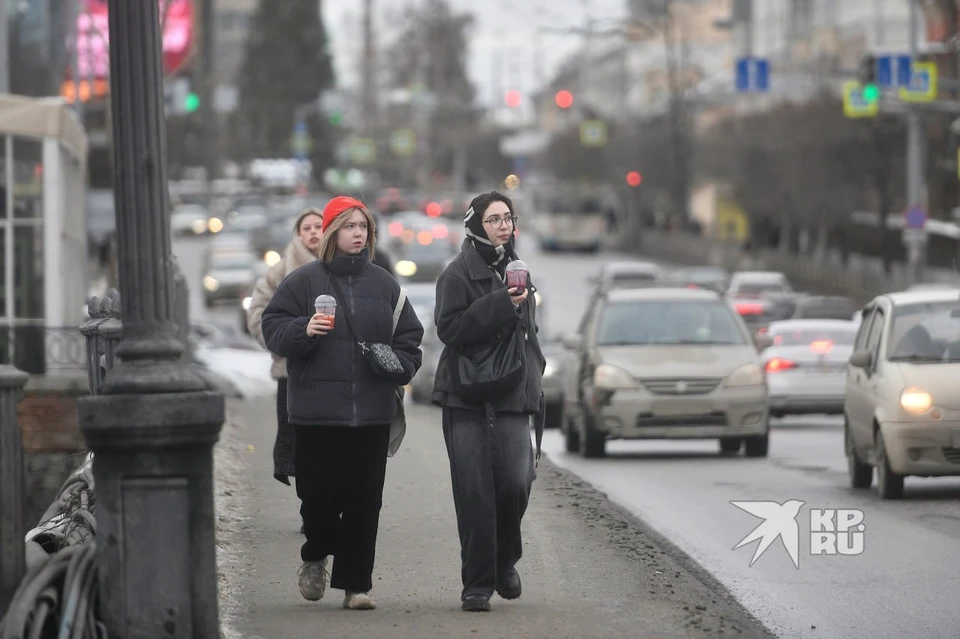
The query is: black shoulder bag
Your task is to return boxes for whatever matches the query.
[327,276,405,379]
[448,315,525,403]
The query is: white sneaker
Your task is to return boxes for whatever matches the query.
[343,591,376,610]
[298,558,328,601]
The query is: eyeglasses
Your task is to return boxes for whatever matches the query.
[483,215,518,229]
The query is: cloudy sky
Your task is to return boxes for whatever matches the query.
[323,0,628,108]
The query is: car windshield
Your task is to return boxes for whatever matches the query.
[210,255,253,270]
[888,300,960,361]
[596,300,746,346]
[393,240,456,261]
[770,326,856,346]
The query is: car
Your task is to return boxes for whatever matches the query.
[761,319,858,417]
[541,341,564,428]
[558,287,769,458]
[387,219,459,282]
[791,296,858,321]
[171,204,214,236]
[727,271,793,296]
[666,266,729,293]
[845,288,960,499]
[202,243,259,308]
[534,195,607,253]
[588,261,662,292]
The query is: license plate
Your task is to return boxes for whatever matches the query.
[653,401,711,416]
[952,431,960,449]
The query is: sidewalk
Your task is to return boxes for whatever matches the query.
[213,396,773,639]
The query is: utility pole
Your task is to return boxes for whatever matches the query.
[361,0,376,138]
[0,0,9,93]
[905,0,927,284]
[199,0,217,187]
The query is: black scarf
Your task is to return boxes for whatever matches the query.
[463,205,517,277]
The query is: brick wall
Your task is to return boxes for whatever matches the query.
[17,373,88,527]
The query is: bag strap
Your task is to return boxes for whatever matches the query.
[326,275,365,345]
[392,288,407,336]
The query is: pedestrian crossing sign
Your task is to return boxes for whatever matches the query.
[842,82,878,118]
[899,61,937,102]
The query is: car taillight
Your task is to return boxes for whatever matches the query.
[765,358,797,373]
[735,302,765,315]
[426,202,442,217]
[810,340,833,354]
[432,224,449,239]
[388,221,404,237]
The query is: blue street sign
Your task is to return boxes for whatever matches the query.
[735,57,750,92]
[896,55,912,86]
[906,206,927,229]
[877,56,893,87]
[755,59,769,92]
[735,57,770,93]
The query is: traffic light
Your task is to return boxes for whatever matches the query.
[857,53,879,103]
[184,92,200,112]
[626,171,642,187]
[555,90,573,109]
[505,90,522,108]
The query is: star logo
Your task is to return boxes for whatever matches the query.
[731,500,805,569]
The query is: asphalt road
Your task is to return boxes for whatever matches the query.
[522,239,960,639]
[179,226,960,639]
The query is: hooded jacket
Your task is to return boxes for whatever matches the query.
[247,237,318,379]
[261,249,424,426]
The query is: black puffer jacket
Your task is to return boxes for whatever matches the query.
[261,249,424,427]
[432,240,545,413]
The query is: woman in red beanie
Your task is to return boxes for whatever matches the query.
[261,196,424,610]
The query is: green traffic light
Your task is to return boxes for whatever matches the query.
[184,92,200,112]
[862,83,879,102]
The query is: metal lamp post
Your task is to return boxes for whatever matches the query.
[76,1,225,637]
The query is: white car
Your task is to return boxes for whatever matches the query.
[845,289,960,499]
[761,319,857,417]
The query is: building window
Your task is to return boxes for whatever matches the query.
[13,137,43,219]
[13,223,44,320]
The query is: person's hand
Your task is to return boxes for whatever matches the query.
[507,287,529,307]
[306,314,332,337]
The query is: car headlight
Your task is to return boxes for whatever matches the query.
[900,386,932,414]
[395,260,417,277]
[264,250,282,266]
[727,362,764,387]
[534,291,543,306]
[191,219,207,234]
[242,296,252,310]
[543,357,557,378]
[203,276,220,292]
[594,363,637,390]
[207,217,224,233]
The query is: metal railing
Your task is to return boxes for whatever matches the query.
[0,259,195,633]
[0,324,89,375]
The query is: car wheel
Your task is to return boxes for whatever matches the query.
[845,423,872,489]
[563,415,580,452]
[875,432,904,500]
[579,412,606,458]
[719,438,742,454]
[743,431,769,457]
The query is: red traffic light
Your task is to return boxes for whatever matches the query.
[555,90,573,109]
[505,90,522,108]
[626,171,642,187]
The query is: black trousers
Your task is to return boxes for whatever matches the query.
[273,379,296,484]
[295,424,390,593]
[442,407,535,600]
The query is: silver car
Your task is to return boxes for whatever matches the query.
[761,319,857,417]
[559,287,769,458]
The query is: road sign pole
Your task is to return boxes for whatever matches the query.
[906,0,927,285]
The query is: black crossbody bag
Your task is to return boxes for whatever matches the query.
[327,276,405,379]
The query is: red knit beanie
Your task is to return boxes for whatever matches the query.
[321,196,365,232]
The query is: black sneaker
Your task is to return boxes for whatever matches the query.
[462,595,491,612]
[495,567,521,600]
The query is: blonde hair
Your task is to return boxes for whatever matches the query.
[318,206,377,264]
